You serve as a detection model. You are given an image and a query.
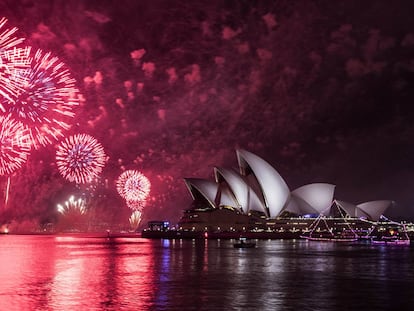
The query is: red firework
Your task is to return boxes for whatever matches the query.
[0,115,31,176]
[1,48,80,149]
[116,170,151,203]
[56,134,106,184]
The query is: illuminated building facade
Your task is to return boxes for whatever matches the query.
[179,149,392,232]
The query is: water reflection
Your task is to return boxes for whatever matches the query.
[0,236,414,310]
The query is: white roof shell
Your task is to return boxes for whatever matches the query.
[184,178,218,209]
[236,149,290,218]
[214,167,248,212]
[356,200,392,221]
[291,183,336,216]
[334,200,370,218]
[284,194,320,215]
[214,167,267,214]
[217,186,239,210]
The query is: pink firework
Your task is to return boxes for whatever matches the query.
[116,170,151,203]
[56,134,106,184]
[1,49,80,149]
[1,47,31,107]
[0,17,24,51]
[126,199,145,212]
[0,115,31,176]
[129,210,142,230]
[0,18,29,110]
[57,195,87,216]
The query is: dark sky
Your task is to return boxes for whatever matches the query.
[1,0,414,228]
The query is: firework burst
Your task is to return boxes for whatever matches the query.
[0,17,24,51]
[116,170,151,203]
[126,199,146,212]
[0,115,31,176]
[0,17,29,111]
[1,49,80,149]
[56,134,106,184]
[57,195,87,216]
[129,210,142,231]
[0,47,31,107]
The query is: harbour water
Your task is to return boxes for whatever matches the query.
[0,235,413,310]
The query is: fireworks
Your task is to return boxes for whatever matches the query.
[0,17,24,51]
[56,195,88,231]
[116,170,151,205]
[0,19,80,148]
[1,49,80,149]
[0,47,31,106]
[57,195,87,216]
[126,199,146,212]
[0,115,31,176]
[0,18,29,111]
[56,134,107,184]
[129,210,142,231]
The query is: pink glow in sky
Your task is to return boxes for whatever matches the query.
[1,1,414,228]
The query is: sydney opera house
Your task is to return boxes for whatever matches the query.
[144,150,396,239]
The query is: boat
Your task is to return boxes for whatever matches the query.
[233,237,256,248]
[300,230,358,242]
[301,235,358,242]
[300,209,359,242]
[370,216,411,246]
[371,236,410,245]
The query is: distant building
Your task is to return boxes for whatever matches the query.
[179,149,392,232]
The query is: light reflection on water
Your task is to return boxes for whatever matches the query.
[0,236,413,310]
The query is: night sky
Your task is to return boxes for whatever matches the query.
[1,0,414,230]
